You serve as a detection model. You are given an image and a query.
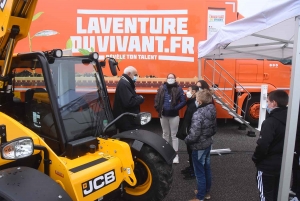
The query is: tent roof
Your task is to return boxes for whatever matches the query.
[198,0,300,59]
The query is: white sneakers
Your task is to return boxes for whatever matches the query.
[173,154,179,163]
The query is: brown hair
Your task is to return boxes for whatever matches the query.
[167,73,176,79]
[197,80,210,90]
[268,90,288,107]
[196,89,213,104]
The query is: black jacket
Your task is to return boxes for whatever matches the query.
[112,74,144,132]
[176,98,198,140]
[295,104,300,154]
[252,107,288,174]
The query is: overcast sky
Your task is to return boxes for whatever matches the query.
[238,0,268,17]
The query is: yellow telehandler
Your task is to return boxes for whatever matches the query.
[0,1,175,200]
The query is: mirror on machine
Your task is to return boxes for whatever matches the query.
[135,112,152,125]
[108,58,119,76]
[1,137,34,160]
[102,112,152,133]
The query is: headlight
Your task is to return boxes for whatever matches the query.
[53,49,63,58]
[139,112,152,125]
[89,52,99,60]
[1,138,34,160]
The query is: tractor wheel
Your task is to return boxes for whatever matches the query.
[243,94,260,125]
[123,142,173,201]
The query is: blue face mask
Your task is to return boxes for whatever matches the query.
[195,100,200,107]
[132,76,138,82]
[266,107,274,114]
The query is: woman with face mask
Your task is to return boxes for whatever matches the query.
[176,85,199,179]
[154,73,186,163]
[197,80,210,91]
[197,80,215,106]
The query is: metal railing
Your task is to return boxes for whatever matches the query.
[203,59,252,120]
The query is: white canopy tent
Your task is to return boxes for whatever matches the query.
[197,0,300,200]
[198,0,300,60]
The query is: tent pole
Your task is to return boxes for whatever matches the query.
[257,85,268,131]
[278,16,300,201]
[198,58,202,79]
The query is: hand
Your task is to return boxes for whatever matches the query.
[139,95,145,103]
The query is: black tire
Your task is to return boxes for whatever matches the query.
[243,94,260,125]
[123,142,173,201]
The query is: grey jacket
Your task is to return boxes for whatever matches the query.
[185,103,217,150]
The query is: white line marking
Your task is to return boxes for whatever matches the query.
[158,55,194,62]
[77,10,188,15]
[225,2,236,12]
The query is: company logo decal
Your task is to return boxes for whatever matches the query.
[0,0,7,11]
[71,9,195,62]
[82,170,116,197]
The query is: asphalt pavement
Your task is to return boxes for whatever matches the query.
[143,118,261,201]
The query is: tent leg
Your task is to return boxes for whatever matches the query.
[257,85,268,131]
[278,16,300,201]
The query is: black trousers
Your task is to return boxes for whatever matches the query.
[292,153,300,198]
[256,170,280,201]
[187,145,193,171]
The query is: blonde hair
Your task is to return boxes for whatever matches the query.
[196,89,213,104]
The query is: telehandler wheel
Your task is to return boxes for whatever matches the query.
[243,94,260,125]
[123,142,173,201]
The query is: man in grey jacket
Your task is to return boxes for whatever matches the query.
[185,89,217,201]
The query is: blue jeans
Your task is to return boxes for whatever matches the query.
[192,145,212,200]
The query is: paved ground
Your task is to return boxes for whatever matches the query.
[143,118,261,201]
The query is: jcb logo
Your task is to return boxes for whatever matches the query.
[82,170,116,197]
[0,0,7,11]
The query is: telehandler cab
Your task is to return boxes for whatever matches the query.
[0,1,175,200]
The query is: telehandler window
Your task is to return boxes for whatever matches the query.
[49,57,108,142]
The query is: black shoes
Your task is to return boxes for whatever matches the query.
[181,166,192,174]
[181,166,195,180]
[183,173,196,180]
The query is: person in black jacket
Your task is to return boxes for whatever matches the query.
[252,90,289,201]
[113,66,144,132]
[291,104,300,200]
[177,85,199,179]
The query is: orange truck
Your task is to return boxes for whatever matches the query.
[13,0,291,124]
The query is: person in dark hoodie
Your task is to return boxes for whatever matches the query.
[252,90,289,201]
[113,66,144,132]
[154,73,186,163]
[176,85,199,179]
[291,104,300,200]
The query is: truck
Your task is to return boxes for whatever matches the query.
[12,0,292,126]
[0,0,175,200]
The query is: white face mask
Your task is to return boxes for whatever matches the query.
[167,78,175,84]
[186,91,193,99]
[199,87,203,91]
[195,100,200,107]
